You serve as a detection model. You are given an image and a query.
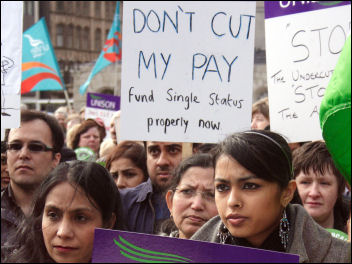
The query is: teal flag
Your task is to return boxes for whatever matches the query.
[79,2,122,94]
[21,18,65,94]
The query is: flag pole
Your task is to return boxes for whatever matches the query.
[63,89,72,112]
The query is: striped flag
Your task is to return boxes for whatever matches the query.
[21,18,65,94]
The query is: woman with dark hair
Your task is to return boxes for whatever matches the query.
[191,130,350,262]
[68,119,106,158]
[292,141,350,233]
[4,161,125,263]
[105,141,148,189]
[159,153,218,239]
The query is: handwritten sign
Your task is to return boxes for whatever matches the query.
[120,2,256,143]
[1,1,23,129]
[92,228,299,263]
[265,2,351,143]
[85,92,120,139]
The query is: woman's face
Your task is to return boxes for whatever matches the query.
[166,167,218,239]
[251,113,269,130]
[109,158,145,189]
[215,154,288,247]
[42,182,103,263]
[295,168,338,226]
[78,127,101,153]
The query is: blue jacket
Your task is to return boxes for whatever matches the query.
[119,178,170,234]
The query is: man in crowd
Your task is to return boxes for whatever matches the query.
[1,110,64,258]
[120,141,183,234]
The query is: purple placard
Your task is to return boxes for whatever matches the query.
[92,229,299,263]
[87,92,120,111]
[265,1,351,19]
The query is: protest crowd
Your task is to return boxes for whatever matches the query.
[1,1,351,263]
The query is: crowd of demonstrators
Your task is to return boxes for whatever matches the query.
[1,110,64,261]
[105,141,148,189]
[191,130,350,262]
[160,153,218,239]
[3,161,125,263]
[1,106,351,263]
[292,141,350,233]
[119,141,183,234]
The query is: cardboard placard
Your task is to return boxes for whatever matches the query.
[121,1,256,143]
[1,1,23,129]
[264,2,351,142]
[92,228,299,263]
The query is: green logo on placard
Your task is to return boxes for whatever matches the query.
[326,228,348,241]
[317,1,343,6]
[114,236,192,263]
[74,147,96,162]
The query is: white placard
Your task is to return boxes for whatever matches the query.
[265,3,351,143]
[121,1,256,143]
[1,1,23,129]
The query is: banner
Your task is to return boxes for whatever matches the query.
[264,1,351,142]
[21,17,65,94]
[92,229,299,263]
[85,92,121,138]
[80,2,122,94]
[120,1,256,143]
[1,1,23,129]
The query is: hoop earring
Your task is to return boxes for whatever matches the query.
[279,208,290,250]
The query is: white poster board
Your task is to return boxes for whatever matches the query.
[1,1,23,129]
[121,1,256,143]
[265,2,351,143]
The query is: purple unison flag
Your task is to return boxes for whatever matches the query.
[92,229,299,263]
[264,1,351,19]
[79,1,122,94]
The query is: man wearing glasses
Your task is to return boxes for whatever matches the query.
[1,110,64,260]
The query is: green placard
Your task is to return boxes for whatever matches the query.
[74,147,96,162]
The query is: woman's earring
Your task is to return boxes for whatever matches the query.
[217,224,232,244]
[279,208,290,250]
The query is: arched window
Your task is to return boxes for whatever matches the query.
[106,29,109,39]
[95,28,102,51]
[56,24,64,47]
[75,26,81,49]
[82,27,90,50]
[66,24,74,48]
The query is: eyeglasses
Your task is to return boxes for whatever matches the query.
[7,141,54,153]
[174,188,215,202]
